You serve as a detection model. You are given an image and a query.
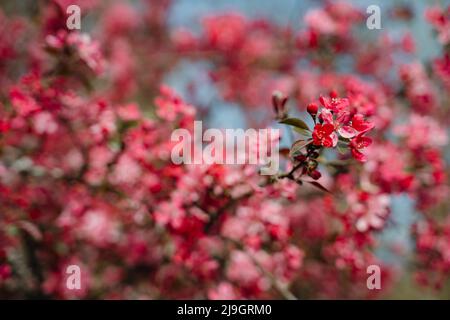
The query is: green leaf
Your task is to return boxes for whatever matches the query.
[337,144,347,155]
[293,127,312,137]
[279,118,311,131]
[325,159,351,167]
[290,139,312,157]
[6,225,19,237]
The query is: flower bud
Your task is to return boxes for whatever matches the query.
[272,90,288,119]
[329,90,338,98]
[294,154,307,162]
[307,103,318,115]
[308,169,322,180]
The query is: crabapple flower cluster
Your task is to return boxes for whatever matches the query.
[311,93,374,162]
[0,0,449,299]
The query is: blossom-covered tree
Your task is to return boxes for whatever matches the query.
[0,0,449,299]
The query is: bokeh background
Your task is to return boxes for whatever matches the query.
[1,0,449,299]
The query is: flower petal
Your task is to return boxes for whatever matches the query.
[319,95,329,108]
[338,126,357,138]
[322,123,335,134]
[320,108,333,124]
[330,132,338,147]
[351,148,367,162]
[352,114,374,133]
[359,136,372,148]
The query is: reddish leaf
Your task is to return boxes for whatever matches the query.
[305,180,332,194]
[279,148,291,157]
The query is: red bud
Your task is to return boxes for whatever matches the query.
[309,170,322,180]
[307,103,318,115]
[294,154,307,162]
